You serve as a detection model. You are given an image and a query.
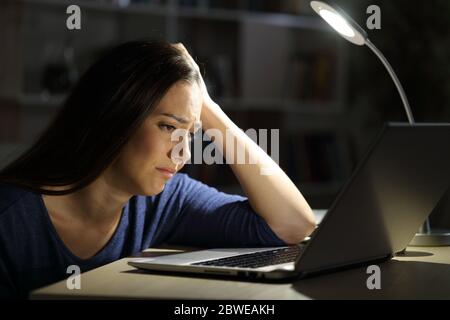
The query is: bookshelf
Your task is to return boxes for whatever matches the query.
[1,0,353,207]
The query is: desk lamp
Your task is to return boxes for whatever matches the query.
[310,0,450,246]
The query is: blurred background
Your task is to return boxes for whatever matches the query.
[1,0,449,225]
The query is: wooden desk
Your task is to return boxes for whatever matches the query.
[30,245,450,300]
[30,210,450,299]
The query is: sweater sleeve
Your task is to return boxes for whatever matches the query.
[164,173,286,248]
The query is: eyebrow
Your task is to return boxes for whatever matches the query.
[159,113,190,124]
[158,112,201,132]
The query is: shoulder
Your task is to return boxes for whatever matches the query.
[0,183,37,219]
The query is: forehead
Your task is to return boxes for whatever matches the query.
[152,81,202,123]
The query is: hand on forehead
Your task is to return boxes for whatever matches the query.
[172,43,200,72]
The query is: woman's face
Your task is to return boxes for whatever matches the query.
[107,81,202,196]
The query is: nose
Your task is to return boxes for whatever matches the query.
[170,133,191,166]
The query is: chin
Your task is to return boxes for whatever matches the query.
[140,180,166,196]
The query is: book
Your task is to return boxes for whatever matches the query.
[283,51,336,102]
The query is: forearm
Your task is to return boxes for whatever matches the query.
[173,43,316,243]
[201,101,316,244]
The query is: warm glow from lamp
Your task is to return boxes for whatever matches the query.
[318,8,355,38]
[310,1,367,46]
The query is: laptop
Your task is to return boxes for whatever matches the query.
[129,123,450,280]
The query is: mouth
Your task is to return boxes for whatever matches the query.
[156,167,176,178]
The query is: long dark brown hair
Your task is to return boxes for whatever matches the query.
[0,40,200,195]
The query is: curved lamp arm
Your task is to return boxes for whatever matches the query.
[365,39,415,124]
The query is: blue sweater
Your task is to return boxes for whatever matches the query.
[0,173,285,298]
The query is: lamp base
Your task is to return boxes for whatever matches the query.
[409,230,450,246]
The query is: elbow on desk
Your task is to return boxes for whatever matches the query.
[269,213,317,245]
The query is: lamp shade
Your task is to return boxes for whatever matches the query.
[310,1,367,46]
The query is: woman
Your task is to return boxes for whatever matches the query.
[0,41,315,298]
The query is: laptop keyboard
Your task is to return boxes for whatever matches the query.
[191,246,302,269]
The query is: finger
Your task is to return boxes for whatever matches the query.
[173,42,187,52]
[172,43,184,51]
